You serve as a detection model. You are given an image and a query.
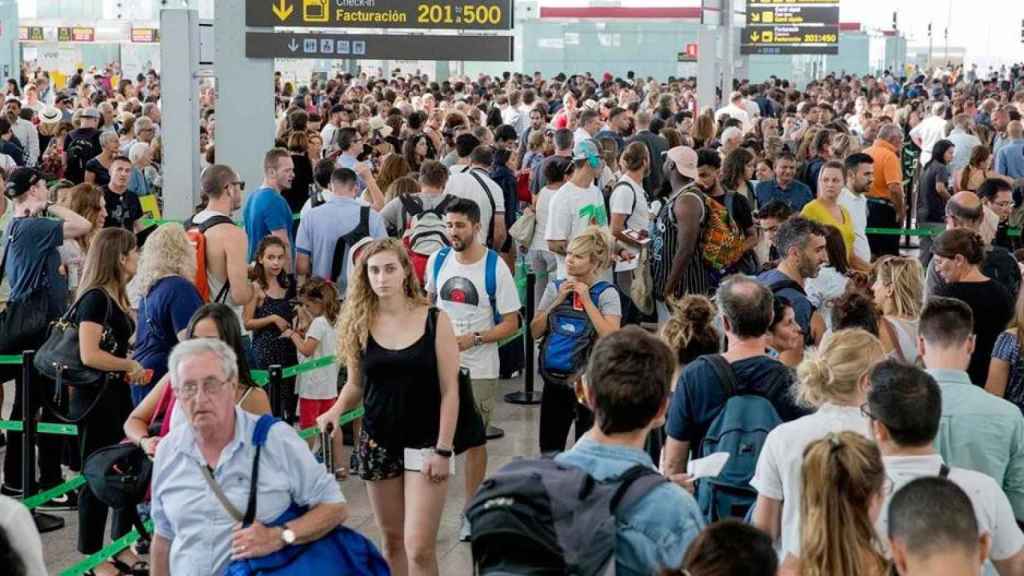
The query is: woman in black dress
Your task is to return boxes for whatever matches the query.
[317,238,459,575]
[932,228,1015,384]
[74,227,148,575]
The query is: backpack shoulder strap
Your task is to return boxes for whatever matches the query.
[431,246,452,290]
[469,170,498,245]
[609,465,668,517]
[939,463,951,479]
[243,414,280,525]
[197,214,235,234]
[589,280,615,300]
[704,354,738,399]
[485,249,501,326]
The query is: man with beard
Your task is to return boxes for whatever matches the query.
[102,155,144,233]
[757,217,827,341]
[3,97,38,167]
[425,197,520,542]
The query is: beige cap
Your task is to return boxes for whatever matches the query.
[666,146,698,179]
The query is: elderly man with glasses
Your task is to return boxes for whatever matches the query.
[150,338,348,576]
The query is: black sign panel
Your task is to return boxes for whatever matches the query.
[19,26,45,42]
[741,25,839,55]
[246,0,512,31]
[746,5,838,26]
[245,31,514,61]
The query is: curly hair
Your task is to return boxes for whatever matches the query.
[337,238,428,364]
[59,183,105,251]
[660,295,720,366]
[133,223,197,297]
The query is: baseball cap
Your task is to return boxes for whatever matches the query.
[5,167,44,199]
[572,138,601,163]
[666,146,698,179]
[80,107,101,119]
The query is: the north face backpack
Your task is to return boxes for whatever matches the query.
[65,134,99,183]
[538,279,614,387]
[331,205,371,286]
[401,194,453,283]
[696,355,783,523]
[185,214,236,303]
[467,457,667,576]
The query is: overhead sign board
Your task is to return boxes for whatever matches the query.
[19,26,45,42]
[246,0,512,31]
[131,27,160,43]
[743,0,838,55]
[245,31,513,61]
[677,43,699,62]
[746,5,838,26]
[57,26,96,42]
[741,25,839,55]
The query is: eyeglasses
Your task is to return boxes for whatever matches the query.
[174,376,231,400]
[229,181,246,191]
[859,402,877,422]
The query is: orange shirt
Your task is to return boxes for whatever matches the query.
[865,139,903,201]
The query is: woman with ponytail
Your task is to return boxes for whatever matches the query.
[660,295,720,369]
[780,431,889,576]
[752,329,885,556]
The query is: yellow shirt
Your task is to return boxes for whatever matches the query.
[801,200,855,257]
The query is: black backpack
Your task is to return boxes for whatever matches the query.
[331,206,371,284]
[467,169,498,248]
[65,134,99,183]
[467,458,667,576]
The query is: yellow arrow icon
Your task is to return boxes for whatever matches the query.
[752,13,760,22]
[751,31,761,42]
[272,0,294,22]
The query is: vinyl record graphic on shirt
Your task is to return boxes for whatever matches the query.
[440,276,480,306]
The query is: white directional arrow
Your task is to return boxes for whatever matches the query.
[288,38,299,52]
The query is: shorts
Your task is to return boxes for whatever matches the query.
[356,429,404,482]
[471,378,500,429]
[299,397,337,430]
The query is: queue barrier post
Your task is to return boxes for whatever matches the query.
[506,272,542,405]
[21,350,65,533]
[268,364,284,419]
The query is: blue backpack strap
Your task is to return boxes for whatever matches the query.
[589,280,614,301]
[252,414,280,447]
[485,249,501,326]
[432,246,451,293]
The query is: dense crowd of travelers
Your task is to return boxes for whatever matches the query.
[2,58,1024,576]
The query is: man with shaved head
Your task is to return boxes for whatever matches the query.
[925,190,1021,298]
[995,120,1024,182]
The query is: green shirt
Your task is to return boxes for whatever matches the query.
[930,368,1024,520]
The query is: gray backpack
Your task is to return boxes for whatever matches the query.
[467,457,667,575]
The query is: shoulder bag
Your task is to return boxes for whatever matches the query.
[34,287,113,388]
[0,220,53,352]
[200,415,390,576]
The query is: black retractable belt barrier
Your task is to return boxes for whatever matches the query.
[505,272,541,405]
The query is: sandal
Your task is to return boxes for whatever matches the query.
[110,557,149,576]
[334,467,349,480]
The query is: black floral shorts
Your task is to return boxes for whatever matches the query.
[356,429,404,482]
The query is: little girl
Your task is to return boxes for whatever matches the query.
[244,236,299,423]
[281,277,343,467]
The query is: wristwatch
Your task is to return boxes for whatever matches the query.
[280,525,296,545]
[473,332,484,347]
[434,447,454,459]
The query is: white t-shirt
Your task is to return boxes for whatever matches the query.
[0,494,46,576]
[750,404,871,556]
[545,181,608,279]
[909,116,949,166]
[838,188,870,264]
[609,175,651,272]
[297,316,339,400]
[426,249,521,380]
[530,185,559,253]
[878,454,1024,566]
[444,167,505,246]
[805,266,849,333]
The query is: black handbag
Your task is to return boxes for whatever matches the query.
[34,288,112,388]
[0,222,51,353]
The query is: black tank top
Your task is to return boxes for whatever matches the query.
[361,307,442,453]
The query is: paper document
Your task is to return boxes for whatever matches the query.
[403,448,456,474]
[686,452,730,480]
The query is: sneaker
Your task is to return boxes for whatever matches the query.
[0,484,22,498]
[37,489,78,511]
[459,516,472,542]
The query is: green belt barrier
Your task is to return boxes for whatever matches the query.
[283,356,336,378]
[0,420,78,436]
[866,227,1023,238]
[0,354,23,364]
[298,406,366,440]
[250,369,269,386]
[498,327,525,347]
[24,475,86,510]
[60,520,153,576]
